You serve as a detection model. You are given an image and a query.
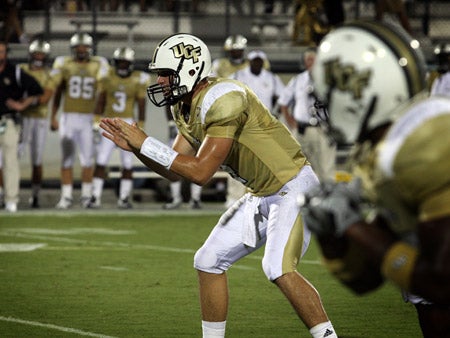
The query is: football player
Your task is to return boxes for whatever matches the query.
[300,20,450,337]
[19,39,55,208]
[100,33,338,338]
[50,32,109,209]
[87,46,150,209]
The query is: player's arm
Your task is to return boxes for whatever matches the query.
[346,215,450,304]
[136,97,146,129]
[100,117,233,184]
[39,87,54,105]
[50,81,64,131]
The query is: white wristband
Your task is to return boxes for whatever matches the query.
[140,136,178,169]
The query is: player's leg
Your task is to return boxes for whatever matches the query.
[194,196,265,337]
[190,183,202,209]
[262,166,337,337]
[117,148,134,209]
[88,134,115,208]
[56,113,75,209]
[29,118,49,208]
[164,180,182,209]
[78,114,95,207]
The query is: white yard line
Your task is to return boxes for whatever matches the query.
[0,229,321,265]
[0,315,117,338]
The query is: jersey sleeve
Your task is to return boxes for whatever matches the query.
[200,82,248,138]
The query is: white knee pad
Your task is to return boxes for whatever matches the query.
[193,246,222,274]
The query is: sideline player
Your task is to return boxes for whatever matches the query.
[50,32,109,209]
[300,21,450,337]
[87,47,150,209]
[19,39,55,208]
[101,33,337,338]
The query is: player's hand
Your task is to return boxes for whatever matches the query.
[299,179,364,237]
[100,118,148,152]
[50,117,59,131]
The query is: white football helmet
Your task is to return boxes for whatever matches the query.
[112,46,135,77]
[312,20,426,145]
[147,33,212,107]
[28,39,51,68]
[70,32,93,61]
[224,34,247,51]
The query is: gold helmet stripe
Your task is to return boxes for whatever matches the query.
[347,20,426,97]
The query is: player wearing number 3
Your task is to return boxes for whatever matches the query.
[101,33,337,338]
[50,33,109,209]
[87,47,150,209]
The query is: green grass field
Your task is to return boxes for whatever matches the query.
[0,213,422,337]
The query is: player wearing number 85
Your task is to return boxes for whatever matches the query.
[50,32,109,209]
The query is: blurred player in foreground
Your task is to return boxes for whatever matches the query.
[100,33,337,338]
[87,47,150,209]
[299,20,450,337]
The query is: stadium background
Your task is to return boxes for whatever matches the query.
[6,0,450,201]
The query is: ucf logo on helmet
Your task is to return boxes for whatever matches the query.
[323,58,372,100]
[171,43,202,63]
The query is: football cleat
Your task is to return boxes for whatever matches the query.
[117,197,133,209]
[163,200,182,210]
[190,199,202,210]
[86,196,101,209]
[29,196,40,208]
[55,197,73,209]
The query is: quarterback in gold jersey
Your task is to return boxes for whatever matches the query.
[101,33,337,338]
[87,47,150,209]
[50,32,109,209]
[19,40,55,208]
[300,21,450,337]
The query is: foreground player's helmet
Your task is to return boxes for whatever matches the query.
[112,46,135,77]
[147,33,212,107]
[28,39,51,68]
[434,43,450,74]
[70,32,93,61]
[312,20,426,145]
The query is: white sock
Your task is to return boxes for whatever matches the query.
[81,182,92,198]
[190,183,202,201]
[92,177,104,199]
[61,184,72,199]
[119,179,132,200]
[170,181,182,203]
[202,320,226,338]
[309,321,337,338]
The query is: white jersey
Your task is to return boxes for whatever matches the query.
[430,71,450,97]
[230,67,285,113]
[277,70,315,123]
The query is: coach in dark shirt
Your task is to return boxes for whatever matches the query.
[0,40,43,212]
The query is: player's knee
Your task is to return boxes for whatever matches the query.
[193,246,221,274]
[262,256,283,281]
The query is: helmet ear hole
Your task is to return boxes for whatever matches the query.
[189,69,196,76]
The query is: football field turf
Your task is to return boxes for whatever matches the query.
[0,213,422,337]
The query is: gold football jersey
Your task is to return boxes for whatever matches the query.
[19,63,55,118]
[99,68,151,118]
[51,55,109,114]
[352,96,450,234]
[212,58,271,78]
[172,78,307,196]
